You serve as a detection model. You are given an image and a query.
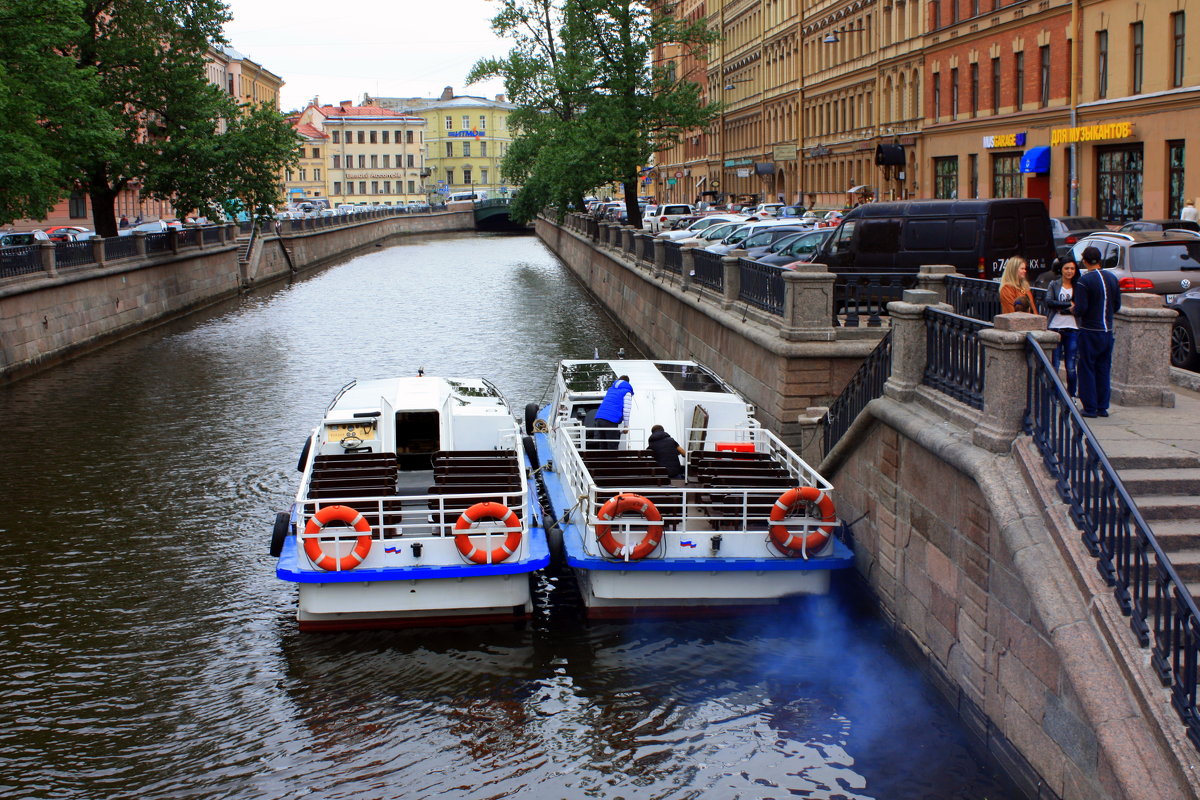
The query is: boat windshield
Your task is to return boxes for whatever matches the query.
[653,362,726,392]
[561,362,618,393]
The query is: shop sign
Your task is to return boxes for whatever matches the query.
[724,158,753,167]
[1050,121,1134,146]
[736,168,751,178]
[773,144,798,161]
[448,130,485,138]
[982,132,1026,148]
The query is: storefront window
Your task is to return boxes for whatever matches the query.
[1096,145,1144,223]
[934,156,958,199]
[1169,141,1186,218]
[969,154,979,198]
[992,154,1021,198]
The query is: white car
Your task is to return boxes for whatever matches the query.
[643,203,695,233]
[705,218,802,254]
[753,203,786,218]
[674,220,746,248]
[657,214,748,241]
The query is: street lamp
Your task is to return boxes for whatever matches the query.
[822,23,866,44]
[723,78,752,91]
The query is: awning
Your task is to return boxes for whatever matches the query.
[754,162,776,175]
[848,185,873,194]
[1021,146,1051,174]
[875,143,905,165]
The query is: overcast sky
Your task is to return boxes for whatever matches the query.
[222,0,511,112]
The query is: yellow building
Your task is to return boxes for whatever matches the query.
[207,45,283,110]
[285,120,328,206]
[295,101,428,207]
[368,88,516,202]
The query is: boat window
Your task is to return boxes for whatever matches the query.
[654,362,725,392]
[561,362,617,392]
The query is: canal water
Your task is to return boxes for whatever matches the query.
[0,232,1023,799]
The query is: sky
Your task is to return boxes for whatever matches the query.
[222,0,511,112]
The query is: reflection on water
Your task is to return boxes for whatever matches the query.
[0,231,1020,799]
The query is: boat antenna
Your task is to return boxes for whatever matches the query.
[593,347,599,359]
[617,347,625,358]
[417,367,424,377]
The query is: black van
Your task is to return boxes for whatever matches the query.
[811,198,1055,280]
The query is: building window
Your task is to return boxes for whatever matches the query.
[1131,22,1144,94]
[1173,13,1186,88]
[369,131,377,144]
[332,155,341,169]
[480,115,486,129]
[950,0,958,23]
[371,181,379,194]
[382,155,390,168]
[481,168,488,184]
[285,169,293,182]
[991,57,1000,115]
[346,182,353,195]
[445,169,454,184]
[931,0,940,29]
[1014,51,1025,108]
[356,131,364,144]
[311,148,320,158]
[332,131,340,144]
[480,141,487,157]
[314,168,320,181]
[970,62,979,116]
[445,116,452,130]
[359,181,367,194]
[407,130,415,144]
[446,142,454,158]
[68,191,87,218]
[934,156,958,199]
[462,115,470,129]
[950,68,959,119]
[968,153,979,199]
[463,168,472,184]
[299,168,307,181]
[1039,45,1050,107]
[407,154,415,168]
[1096,145,1144,223]
[1097,30,1108,99]
[367,155,375,168]
[358,155,366,169]
[1169,141,1186,218]
[992,154,1021,198]
[462,141,471,157]
[932,71,941,118]
[383,181,391,194]
[408,180,416,194]
[381,131,389,144]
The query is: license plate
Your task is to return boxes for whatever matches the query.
[1166,294,1179,304]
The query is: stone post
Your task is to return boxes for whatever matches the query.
[653,237,666,277]
[796,406,829,467]
[225,223,237,243]
[133,231,147,257]
[40,241,57,278]
[92,236,106,266]
[780,262,837,341]
[884,288,940,402]
[916,264,959,304]
[721,253,743,309]
[973,313,1058,453]
[680,246,695,290]
[167,227,179,254]
[195,227,207,250]
[1111,293,1176,407]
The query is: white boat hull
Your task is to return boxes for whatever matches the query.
[296,573,533,628]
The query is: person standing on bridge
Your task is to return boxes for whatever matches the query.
[1045,257,1080,397]
[999,256,1037,314]
[590,375,633,450]
[1073,245,1122,418]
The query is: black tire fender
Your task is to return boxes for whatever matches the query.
[270,511,291,557]
[524,403,540,435]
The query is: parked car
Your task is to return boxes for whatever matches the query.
[1069,230,1200,294]
[44,225,92,242]
[1167,287,1200,370]
[756,229,836,268]
[0,230,49,247]
[730,225,812,258]
[753,203,786,218]
[644,203,695,233]
[811,198,1056,280]
[1118,219,1200,233]
[673,221,746,248]
[657,214,748,241]
[704,219,798,254]
[1050,216,1108,258]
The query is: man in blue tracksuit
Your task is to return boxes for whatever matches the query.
[1072,246,1121,418]
[591,375,633,449]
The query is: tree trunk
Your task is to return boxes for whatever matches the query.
[88,170,119,238]
[622,178,640,229]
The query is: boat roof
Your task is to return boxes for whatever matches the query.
[326,376,509,418]
[558,360,732,397]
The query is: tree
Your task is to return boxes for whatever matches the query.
[470,0,719,227]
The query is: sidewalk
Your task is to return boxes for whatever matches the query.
[1086,380,1200,469]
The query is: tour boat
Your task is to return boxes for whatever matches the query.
[529,359,852,617]
[271,375,549,631]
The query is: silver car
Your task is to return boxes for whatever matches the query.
[1071,231,1200,294]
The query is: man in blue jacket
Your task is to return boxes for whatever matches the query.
[590,375,633,449]
[1073,246,1122,418]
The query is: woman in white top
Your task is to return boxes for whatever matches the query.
[1044,257,1080,396]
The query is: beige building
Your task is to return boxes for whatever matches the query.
[286,121,328,205]
[294,101,427,207]
[368,88,516,202]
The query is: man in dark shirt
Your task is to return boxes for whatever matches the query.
[647,424,685,478]
[1073,246,1122,418]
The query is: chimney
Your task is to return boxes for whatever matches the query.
[440,86,454,101]
[495,94,507,103]
[339,100,352,110]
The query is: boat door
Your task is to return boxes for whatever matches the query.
[394,404,441,470]
[685,404,709,452]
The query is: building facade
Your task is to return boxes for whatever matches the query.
[368,88,517,202]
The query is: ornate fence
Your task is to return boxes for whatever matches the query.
[834,273,919,327]
[737,259,785,315]
[54,241,95,268]
[691,249,724,291]
[0,246,42,279]
[663,241,682,274]
[947,275,1048,321]
[822,330,892,455]
[923,306,990,409]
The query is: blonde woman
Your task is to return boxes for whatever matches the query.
[999,256,1037,314]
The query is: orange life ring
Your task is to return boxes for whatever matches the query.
[454,502,523,564]
[596,493,663,560]
[768,487,836,556]
[304,504,373,571]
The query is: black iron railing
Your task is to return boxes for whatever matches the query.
[835,273,919,327]
[54,240,95,268]
[203,226,223,245]
[0,245,42,278]
[176,228,197,247]
[1023,334,1200,748]
[663,241,682,274]
[104,236,140,261]
[691,248,724,291]
[738,258,785,315]
[145,232,170,254]
[946,275,1048,322]
[822,330,893,455]
[924,307,990,408]
[639,234,654,263]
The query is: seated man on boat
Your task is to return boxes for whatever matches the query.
[589,375,633,449]
[647,424,685,479]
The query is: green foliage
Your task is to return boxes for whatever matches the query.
[0,0,299,235]
[470,0,720,226]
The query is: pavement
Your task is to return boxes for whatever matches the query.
[1086,378,1200,469]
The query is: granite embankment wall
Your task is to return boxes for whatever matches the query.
[538,217,1200,800]
[0,211,472,382]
